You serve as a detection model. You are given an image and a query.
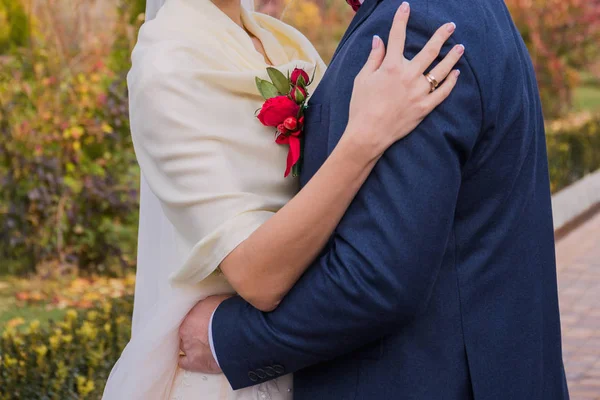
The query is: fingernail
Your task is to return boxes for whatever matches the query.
[455,69,461,78]
[455,44,465,54]
[447,22,456,33]
[400,2,410,13]
[372,35,381,49]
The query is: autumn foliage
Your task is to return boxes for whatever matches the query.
[0,0,142,276]
[505,0,600,118]
[0,298,133,399]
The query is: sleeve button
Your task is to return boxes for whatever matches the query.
[248,371,259,382]
[273,365,285,374]
[256,369,267,379]
[264,366,276,376]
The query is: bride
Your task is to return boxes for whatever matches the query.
[102,0,463,398]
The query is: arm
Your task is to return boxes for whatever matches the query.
[210,15,483,390]
[219,14,464,312]
[133,9,462,312]
[220,138,377,311]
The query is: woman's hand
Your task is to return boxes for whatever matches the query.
[344,1,464,160]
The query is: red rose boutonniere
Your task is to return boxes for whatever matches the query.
[256,67,315,177]
[346,0,362,12]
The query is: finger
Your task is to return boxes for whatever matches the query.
[362,35,386,73]
[425,44,465,92]
[384,1,410,63]
[410,22,456,75]
[423,69,460,111]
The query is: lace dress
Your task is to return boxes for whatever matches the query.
[171,368,293,400]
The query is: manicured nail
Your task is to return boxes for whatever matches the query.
[372,35,381,49]
[455,44,465,54]
[400,2,410,13]
[447,22,456,33]
[455,70,461,78]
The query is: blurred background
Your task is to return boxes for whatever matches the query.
[0,0,599,398]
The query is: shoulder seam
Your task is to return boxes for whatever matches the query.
[426,0,485,171]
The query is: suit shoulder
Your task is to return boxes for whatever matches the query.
[374,0,487,38]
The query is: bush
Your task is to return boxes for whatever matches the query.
[0,53,139,276]
[0,297,133,399]
[547,113,600,193]
[0,0,31,54]
[505,0,600,118]
[0,1,143,277]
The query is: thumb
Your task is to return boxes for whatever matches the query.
[363,35,385,73]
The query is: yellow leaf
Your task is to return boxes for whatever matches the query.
[6,317,25,329]
[71,126,84,139]
[101,123,114,134]
[34,63,44,76]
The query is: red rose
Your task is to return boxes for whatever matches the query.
[257,96,300,127]
[346,0,361,12]
[290,68,310,86]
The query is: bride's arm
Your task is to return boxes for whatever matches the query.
[220,17,464,311]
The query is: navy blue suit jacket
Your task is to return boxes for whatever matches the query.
[212,0,569,398]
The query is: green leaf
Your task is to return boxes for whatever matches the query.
[296,75,306,88]
[255,78,279,100]
[267,67,291,94]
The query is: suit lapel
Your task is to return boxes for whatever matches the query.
[330,0,381,64]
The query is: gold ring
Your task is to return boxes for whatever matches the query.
[425,73,439,93]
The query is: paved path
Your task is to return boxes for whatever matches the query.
[556,210,600,399]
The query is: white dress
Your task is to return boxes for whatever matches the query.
[102,0,326,399]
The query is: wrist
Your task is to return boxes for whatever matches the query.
[336,126,380,167]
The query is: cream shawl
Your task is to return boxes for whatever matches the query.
[103,0,325,398]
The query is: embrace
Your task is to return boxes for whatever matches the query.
[103,0,570,399]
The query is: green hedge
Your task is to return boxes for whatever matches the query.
[546,114,600,193]
[0,297,133,399]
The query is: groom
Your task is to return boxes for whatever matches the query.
[179,0,569,398]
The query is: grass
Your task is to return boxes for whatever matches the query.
[573,85,600,112]
[0,274,135,331]
[0,280,66,330]
[572,70,600,112]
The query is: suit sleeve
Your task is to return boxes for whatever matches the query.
[211,21,483,390]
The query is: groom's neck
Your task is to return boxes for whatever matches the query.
[212,0,243,28]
